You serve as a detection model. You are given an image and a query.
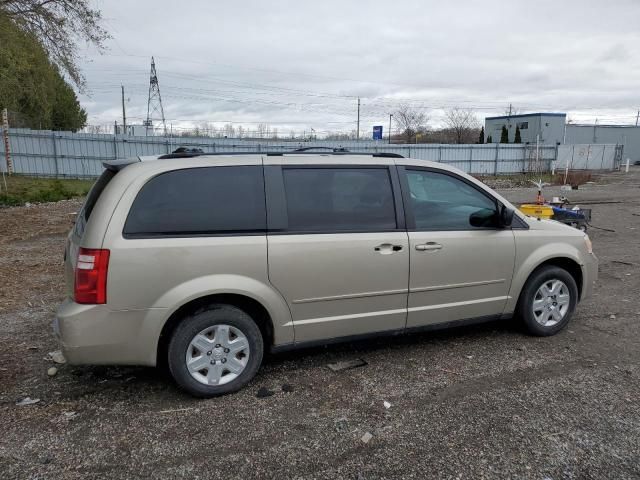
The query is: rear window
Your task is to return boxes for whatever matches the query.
[123,166,266,237]
[74,169,116,238]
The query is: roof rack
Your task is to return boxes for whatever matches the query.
[291,146,349,153]
[157,149,403,159]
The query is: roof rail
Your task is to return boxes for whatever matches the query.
[291,146,349,153]
[157,151,404,159]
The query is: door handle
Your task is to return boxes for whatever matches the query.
[415,242,442,251]
[374,243,404,254]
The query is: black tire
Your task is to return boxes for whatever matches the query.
[168,304,263,397]
[517,266,579,336]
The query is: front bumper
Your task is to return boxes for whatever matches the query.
[581,252,598,301]
[54,298,162,366]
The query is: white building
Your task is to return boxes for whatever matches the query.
[484,113,566,145]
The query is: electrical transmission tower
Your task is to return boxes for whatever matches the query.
[144,57,167,136]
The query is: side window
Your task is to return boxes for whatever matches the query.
[405,169,498,230]
[123,166,266,236]
[282,167,397,232]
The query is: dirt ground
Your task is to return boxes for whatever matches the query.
[0,169,639,479]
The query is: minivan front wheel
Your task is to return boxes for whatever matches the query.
[518,266,578,336]
[168,304,263,397]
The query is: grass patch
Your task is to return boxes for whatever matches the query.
[476,172,595,189]
[0,175,94,206]
[475,173,558,188]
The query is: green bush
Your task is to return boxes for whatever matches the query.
[0,175,94,206]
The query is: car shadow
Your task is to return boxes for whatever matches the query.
[61,317,522,400]
[263,316,521,367]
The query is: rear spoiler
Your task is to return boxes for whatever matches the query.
[102,157,141,172]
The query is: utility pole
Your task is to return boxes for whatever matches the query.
[356,97,360,141]
[2,108,12,176]
[121,85,127,135]
[635,109,639,126]
[388,114,393,145]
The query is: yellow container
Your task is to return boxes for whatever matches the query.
[519,204,554,219]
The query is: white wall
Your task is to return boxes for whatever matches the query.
[565,125,640,162]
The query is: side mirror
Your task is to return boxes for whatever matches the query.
[500,205,515,227]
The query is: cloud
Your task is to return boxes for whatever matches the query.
[79,0,640,133]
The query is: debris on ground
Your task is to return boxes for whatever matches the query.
[327,358,368,372]
[335,417,348,432]
[610,314,617,320]
[47,367,58,377]
[47,351,66,364]
[16,397,40,406]
[612,260,635,266]
[62,411,78,420]
[361,432,373,444]
[383,401,391,409]
[256,387,275,398]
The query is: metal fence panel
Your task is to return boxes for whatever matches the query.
[556,144,619,170]
[0,128,622,179]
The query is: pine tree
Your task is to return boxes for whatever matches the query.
[514,126,522,143]
[487,135,493,143]
[500,125,509,143]
[478,126,484,144]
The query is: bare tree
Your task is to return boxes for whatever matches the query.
[257,123,269,138]
[443,107,481,144]
[0,0,110,89]
[394,104,428,143]
[223,123,235,138]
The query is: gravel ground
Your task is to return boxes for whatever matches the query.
[1,169,639,479]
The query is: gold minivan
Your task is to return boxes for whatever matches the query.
[55,151,598,397]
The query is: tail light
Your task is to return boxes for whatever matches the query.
[74,248,110,304]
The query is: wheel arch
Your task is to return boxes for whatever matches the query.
[156,293,275,367]
[533,257,583,298]
[506,248,585,315]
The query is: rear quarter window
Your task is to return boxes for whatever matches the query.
[74,169,116,238]
[123,166,266,237]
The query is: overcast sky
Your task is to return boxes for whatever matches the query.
[80,0,640,136]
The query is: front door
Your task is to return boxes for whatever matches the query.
[266,162,409,343]
[399,166,516,328]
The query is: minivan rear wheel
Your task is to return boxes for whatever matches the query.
[518,266,578,336]
[168,304,263,397]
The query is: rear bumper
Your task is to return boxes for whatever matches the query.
[54,298,162,366]
[581,253,598,301]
